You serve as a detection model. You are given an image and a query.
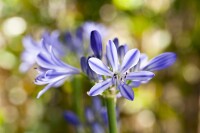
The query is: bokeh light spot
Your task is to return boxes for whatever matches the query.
[136,110,155,128]
[100,4,117,22]
[9,87,27,105]
[2,17,27,37]
[0,50,17,70]
[113,0,144,10]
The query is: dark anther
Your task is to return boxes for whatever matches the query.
[113,73,117,79]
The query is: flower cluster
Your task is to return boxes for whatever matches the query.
[21,23,176,101]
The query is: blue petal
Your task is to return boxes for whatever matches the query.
[64,111,81,126]
[113,38,119,48]
[139,53,148,69]
[49,46,80,73]
[36,74,67,98]
[36,81,56,98]
[90,30,103,59]
[36,53,54,69]
[65,32,73,43]
[128,81,141,87]
[88,78,113,96]
[126,71,155,81]
[118,83,134,101]
[22,36,41,50]
[106,40,119,72]
[120,49,140,73]
[142,52,176,71]
[88,58,113,76]
[117,45,127,63]
[80,57,88,74]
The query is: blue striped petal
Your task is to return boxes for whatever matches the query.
[90,30,103,59]
[142,52,176,71]
[49,46,80,73]
[88,58,113,76]
[113,38,119,48]
[106,40,119,72]
[126,71,155,81]
[117,45,128,63]
[36,80,57,98]
[118,83,134,101]
[139,53,148,69]
[120,49,140,73]
[80,57,88,74]
[88,78,113,96]
[36,53,54,68]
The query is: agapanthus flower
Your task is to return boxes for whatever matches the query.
[20,31,66,73]
[35,39,80,98]
[88,39,155,100]
[64,97,109,133]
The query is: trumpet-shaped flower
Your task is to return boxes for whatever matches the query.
[35,39,80,98]
[88,40,155,100]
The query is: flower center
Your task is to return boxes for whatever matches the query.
[113,72,128,83]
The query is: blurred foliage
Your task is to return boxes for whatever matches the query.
[0,0,200,133]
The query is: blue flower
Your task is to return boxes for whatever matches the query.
[35,39,80,98]
[20,31,66,73]
[88,40,155,100]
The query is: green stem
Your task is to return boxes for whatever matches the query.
[105,97,118,133]
[72,76,84,127]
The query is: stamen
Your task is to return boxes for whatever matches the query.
[113,73,117,79]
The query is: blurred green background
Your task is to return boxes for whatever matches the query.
[0,0,200,133]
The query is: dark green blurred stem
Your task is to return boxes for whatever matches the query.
[105,97,118,133]
[72,76,84,132]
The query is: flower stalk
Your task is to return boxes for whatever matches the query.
[72,76,84,123]
[105,96,118,133]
